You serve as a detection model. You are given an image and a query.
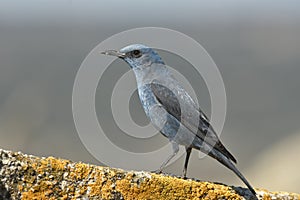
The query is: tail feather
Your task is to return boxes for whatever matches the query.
[195,142,257,198]
[214,140,237,164]
[207,148,257,199]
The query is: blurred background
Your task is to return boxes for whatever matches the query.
[0,0,299,193]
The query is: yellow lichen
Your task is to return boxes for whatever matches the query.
[0,149,298,199]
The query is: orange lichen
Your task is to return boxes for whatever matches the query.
[114,173,243,200]
[0,149,299,200]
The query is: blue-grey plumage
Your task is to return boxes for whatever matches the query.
[101,44,257,198]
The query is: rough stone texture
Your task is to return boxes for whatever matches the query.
[0,149,298,200]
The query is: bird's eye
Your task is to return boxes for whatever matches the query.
[131,50,142,58]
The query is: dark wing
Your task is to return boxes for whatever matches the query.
[150,82,237,163]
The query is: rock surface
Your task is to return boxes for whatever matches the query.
[0,149,299,200]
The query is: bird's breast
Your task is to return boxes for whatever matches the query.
[137,84,157,117]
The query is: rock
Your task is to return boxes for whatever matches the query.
[0,149,299,200]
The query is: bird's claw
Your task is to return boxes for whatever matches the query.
[180,173,188,179]
[181,169,188,179]
[151,169,163,174]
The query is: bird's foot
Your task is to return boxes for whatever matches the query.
[180,174,188,180]
[151,169,163,174]
[181,169,188,179]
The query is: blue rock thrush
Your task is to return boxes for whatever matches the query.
[101,44,257,197]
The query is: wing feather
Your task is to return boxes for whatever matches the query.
[150,82,237,163]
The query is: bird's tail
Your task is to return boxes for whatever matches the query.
[206,147,257,199]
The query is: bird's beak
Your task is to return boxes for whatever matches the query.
[101,50,126,58]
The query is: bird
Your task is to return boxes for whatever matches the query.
[101,44,257,197]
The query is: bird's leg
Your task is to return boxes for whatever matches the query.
[153,141,179,174]
[183,147,192,178]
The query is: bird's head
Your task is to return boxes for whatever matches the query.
[101,44,165,69]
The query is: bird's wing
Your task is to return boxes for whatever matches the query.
[150,82,237,163]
